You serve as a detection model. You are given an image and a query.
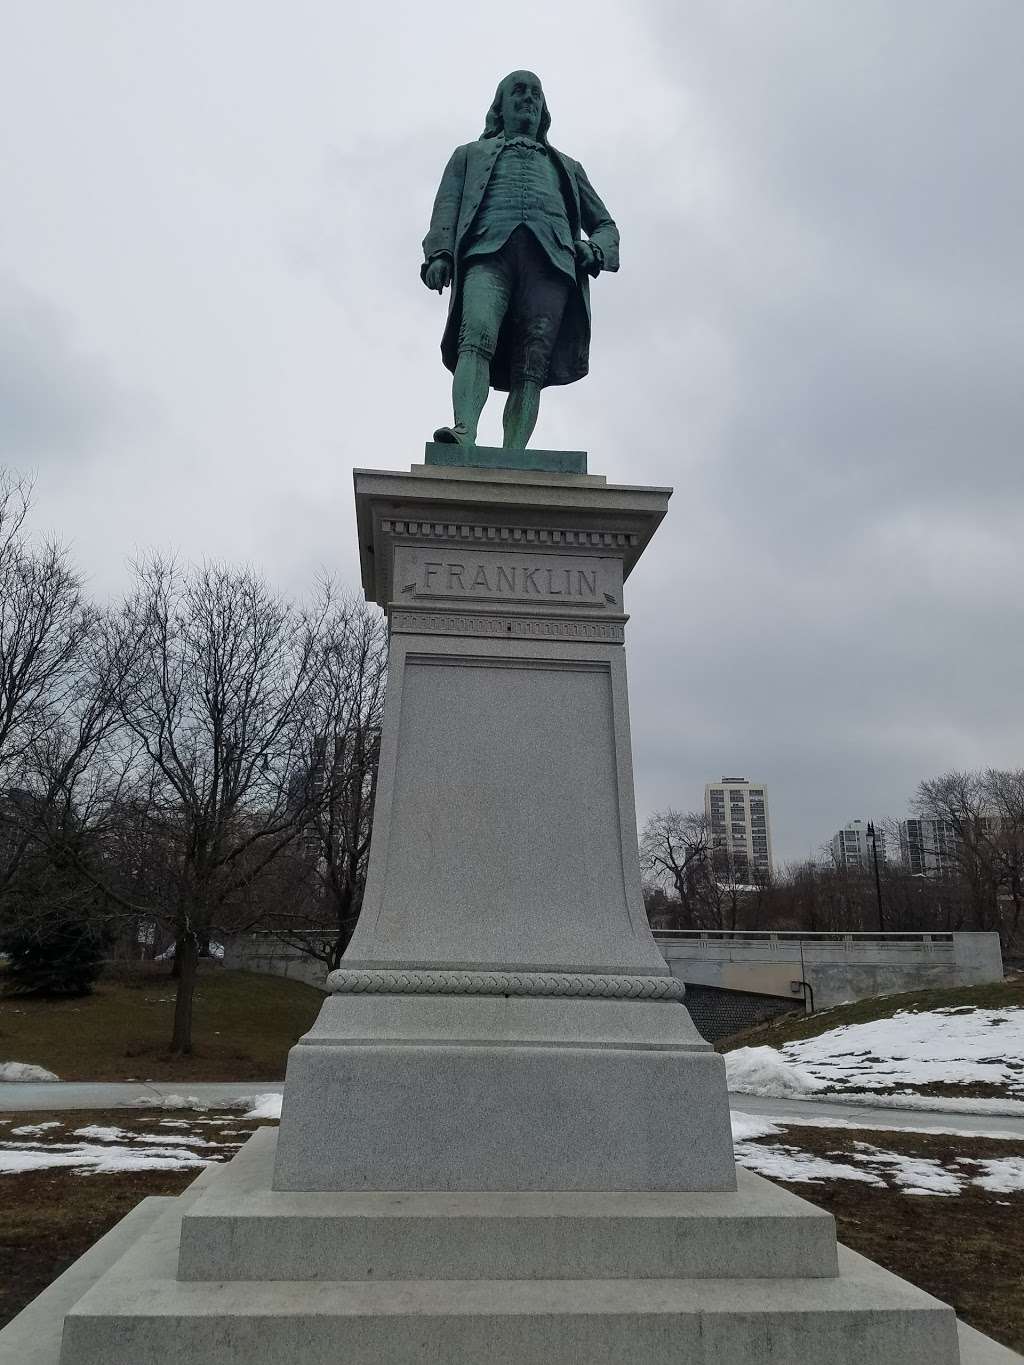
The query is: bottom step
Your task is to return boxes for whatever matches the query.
[56,1198,963,1365]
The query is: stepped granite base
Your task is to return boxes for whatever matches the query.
[2,1128,1019,1364]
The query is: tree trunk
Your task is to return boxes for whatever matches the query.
[170,934,199,1054]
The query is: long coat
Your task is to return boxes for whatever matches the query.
[421,137,620,391]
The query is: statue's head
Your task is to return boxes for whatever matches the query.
[482,70,550,144]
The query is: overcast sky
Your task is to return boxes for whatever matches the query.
[2,2,1022,862]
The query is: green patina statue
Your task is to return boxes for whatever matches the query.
[421,71,620,450]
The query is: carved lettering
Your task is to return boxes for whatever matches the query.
[406,551,614,606]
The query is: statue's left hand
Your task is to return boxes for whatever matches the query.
[574,241,598,273]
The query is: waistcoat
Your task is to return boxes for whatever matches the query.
[465,139,576,277]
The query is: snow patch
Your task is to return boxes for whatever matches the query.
[958,1158,1024,1194]
[733,1141,885,1187]
[0,1141,210,1175]
[10,1121,62,1136]
[725,1047,825,1099]
[0,1062,59,1082]
[242,1093,282,1121]
[777,1007,1024,1098]
[851,1144,963,1196]
[73,1126,134,1143]
[730,1111,783,1142]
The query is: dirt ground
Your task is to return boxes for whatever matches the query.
[0,1107,266,1330]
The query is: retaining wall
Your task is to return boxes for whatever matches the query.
[655,931,1004,1011]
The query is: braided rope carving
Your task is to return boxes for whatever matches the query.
[327,968,685,1001]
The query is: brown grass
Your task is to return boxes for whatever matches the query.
[0,1166,198,1328]
[0,965,324,1081]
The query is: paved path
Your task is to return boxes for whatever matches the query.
[4,1080,1024,1139]
[0,1081,283,1112]
[733,1092,1024,1139]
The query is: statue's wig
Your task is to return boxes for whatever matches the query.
[481,71,551,144]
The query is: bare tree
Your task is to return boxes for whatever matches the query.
[101,557,335,1053]
[914,771,1004,936]
[973,770,1024,949]
[0,472,95,872]
[269,599,387,971]
[639,808,709,925]
[0,472,128,937]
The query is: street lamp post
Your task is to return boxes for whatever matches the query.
[866,821,884,931]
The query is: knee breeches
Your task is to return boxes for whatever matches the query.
[458,227,572,386]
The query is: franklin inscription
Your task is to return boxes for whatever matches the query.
[394,547,620,608]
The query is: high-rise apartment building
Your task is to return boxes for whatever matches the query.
[704,777,772,881]
[899,817,959,876]
[830,819,885,871]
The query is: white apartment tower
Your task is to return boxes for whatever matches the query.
[899,817,959,877]
[704,777,773,881]
[830,819,885,871]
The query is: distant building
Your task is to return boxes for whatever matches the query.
[704,778,772,881]
[899,817,958,877]
[830,820,885,871]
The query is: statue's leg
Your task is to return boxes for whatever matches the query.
[450,353,490,444]
[441,257,510,445]
[501,382,542,450]
[503,243,572,450]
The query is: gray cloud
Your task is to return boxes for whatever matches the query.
[0,2,1020,858]
[0,279,120,463]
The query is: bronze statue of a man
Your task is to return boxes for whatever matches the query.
[421,71,620,450]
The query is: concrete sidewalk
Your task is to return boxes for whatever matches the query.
[5,1079,1024,1140]
[733,1092,1024,1140]
[0,1080,283,1112]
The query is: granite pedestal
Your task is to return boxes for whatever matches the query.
[3,447,1019,1363]
[273,453,737,1194]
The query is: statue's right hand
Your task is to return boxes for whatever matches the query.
[423,257,452,293]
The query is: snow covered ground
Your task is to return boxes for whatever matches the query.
[725,1004,1024,1114]
[780,1006,1024,1094]
[729,1109,1024,1197]
[0,1062,59,1082]
[0,1112,250,1175]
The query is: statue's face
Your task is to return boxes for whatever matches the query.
[500,71,544,139]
